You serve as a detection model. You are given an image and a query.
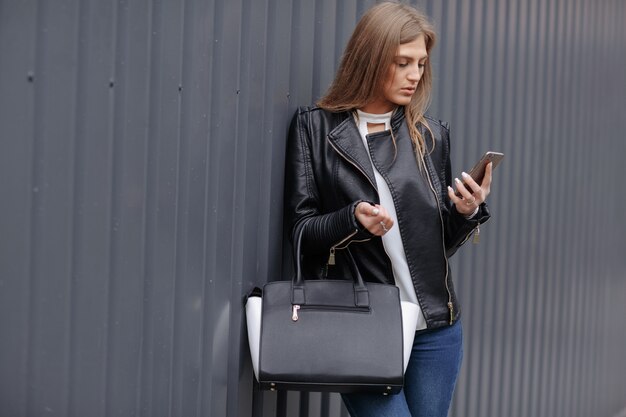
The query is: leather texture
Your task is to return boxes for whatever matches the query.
[258,278,404,394]
[253,234,405,394]
[246,296,419,381]
[284,106,491,329]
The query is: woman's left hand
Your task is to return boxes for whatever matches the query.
[447,162,493,216]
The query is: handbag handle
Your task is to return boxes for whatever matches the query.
[291,223,370,308]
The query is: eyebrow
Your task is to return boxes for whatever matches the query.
[395,55,428,61]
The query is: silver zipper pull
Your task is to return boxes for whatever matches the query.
[327,248,336,265]
[292,305,300,321]
[472,224,480,244]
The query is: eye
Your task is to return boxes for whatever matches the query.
[397,61,409,68]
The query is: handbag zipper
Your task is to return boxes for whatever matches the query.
[292,303,370,321]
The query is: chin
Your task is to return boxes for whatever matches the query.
[394,97,412,106]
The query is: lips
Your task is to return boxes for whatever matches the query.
[401,87,416,94]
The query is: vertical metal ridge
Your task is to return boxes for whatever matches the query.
[496,1,517,414]
[459,0,482,404]
[577,2,596,414]
[139,0,162,414]
[504,2,526,414]
[171,0,199,414]
[460,0,487,412]
[493,2,510,396]
[528,0,548,413]
[481,0,505,411]
[312,0,323,99]
[0,0,36,414]
[333,0,345,67]
[196,0,213,411]
[150,0,185,412]
[512,0,534,414]
[133,0,152,411]
[525,1,548,415]
[551,0,570,414]
[225,0,247,413]
[25,1,46,415]
[601,2,625,409]
[104,0,127,415]
[167,0,187,413]
[258,0,288,359]
[542,0,563,414]
[566,2,593,415]
[448,1,464,131]
[482,7,506,399]
[585,29,604,385]
[287,0,299,104]
[435,0,451,118]
[199,0,220,412]
[533,0,554,412]
[66,0,86,415]
[253,0,273,286]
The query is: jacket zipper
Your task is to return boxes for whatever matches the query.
[325,232,370,277]
[327,137,377,190]
[422,159,455,325]
[327,229,358,266]
[328,132,454,324]
[325,136,376,272]
[460,223,481,246]
[473,224,480,243]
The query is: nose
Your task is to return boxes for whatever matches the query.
[407,63,422,82]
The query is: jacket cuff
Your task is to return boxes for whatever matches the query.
[452,202,490,225]
[351,200,376,239]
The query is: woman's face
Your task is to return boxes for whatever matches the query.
[361,35,428,114]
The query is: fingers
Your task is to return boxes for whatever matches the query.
[355,202,394,236]
[448,183,478,216]
[448,185,467,210]
[449,162,494,215]
[450,174,480,216]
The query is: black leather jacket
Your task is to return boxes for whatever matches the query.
[284,106,490,329]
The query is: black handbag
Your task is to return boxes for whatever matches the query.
[245,228,415,395]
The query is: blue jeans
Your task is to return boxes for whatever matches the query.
[342,320,463,417]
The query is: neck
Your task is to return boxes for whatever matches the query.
[358,102,398,114]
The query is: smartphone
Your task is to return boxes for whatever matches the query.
[456,151,504,195]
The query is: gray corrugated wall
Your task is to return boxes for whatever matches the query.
[1,0,625,417]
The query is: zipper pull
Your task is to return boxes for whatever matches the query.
[447,302,454,325]
[327,248,336,265]
[472,224,480,244]
[292,305,300,322]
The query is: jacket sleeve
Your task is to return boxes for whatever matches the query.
[439,123,491,257]
[284,108,372,255]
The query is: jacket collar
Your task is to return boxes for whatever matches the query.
[326,111,378,190]
[326,107,407,191]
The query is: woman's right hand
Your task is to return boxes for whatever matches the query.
[355,202,394,236]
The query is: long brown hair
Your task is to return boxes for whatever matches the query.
[317,2,436,160]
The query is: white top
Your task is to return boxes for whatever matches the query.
[356,110,427,331]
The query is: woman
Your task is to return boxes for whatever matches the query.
[284,2,493,416]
